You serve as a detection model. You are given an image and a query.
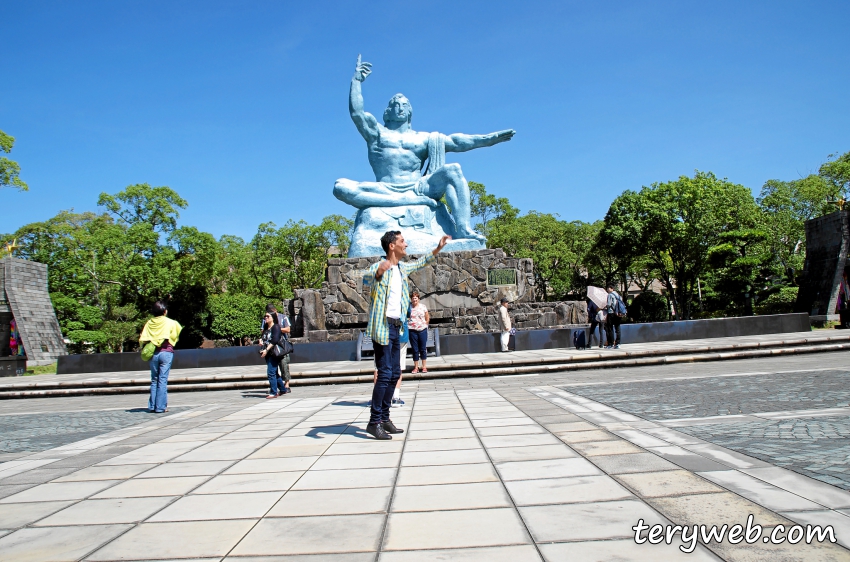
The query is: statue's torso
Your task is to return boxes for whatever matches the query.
[368,127,430,183]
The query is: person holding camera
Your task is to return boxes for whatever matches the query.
[260,311,285,398]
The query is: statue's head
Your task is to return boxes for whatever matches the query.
[383,94,412,125]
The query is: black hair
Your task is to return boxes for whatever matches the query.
[500,297,509,304]
[265,311,279,325]
[265,304,278,314]
[151,301,168,316]
[606,283,614,290]
[380,230,401,254]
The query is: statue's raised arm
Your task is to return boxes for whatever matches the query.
[445,129,516,153]
[349,55,378,142]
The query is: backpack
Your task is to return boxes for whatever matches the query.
[573,330,586,350]
[615,295,627,317]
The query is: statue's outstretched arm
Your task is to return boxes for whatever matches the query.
[350,56,378,142]
[445,129,516,152]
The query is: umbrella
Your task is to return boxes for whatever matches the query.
[587,286,608,309]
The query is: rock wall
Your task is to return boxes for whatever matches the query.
[285,249,586,343]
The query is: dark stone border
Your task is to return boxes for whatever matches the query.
[57,313,811,375]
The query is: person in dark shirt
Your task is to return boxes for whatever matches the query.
[260,312,285,398]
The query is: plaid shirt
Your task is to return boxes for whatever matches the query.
[363,253,436,345]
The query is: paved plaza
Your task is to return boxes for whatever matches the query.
[1,351,850,560]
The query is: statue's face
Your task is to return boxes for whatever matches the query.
[383,94,412,125]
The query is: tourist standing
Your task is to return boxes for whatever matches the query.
[587,297,604,348]
[139,301,183,413]
[408,292,430,373]
[605,284,623,349]
[498,298,512,352]
[260,311,285,398]
[265,304,292,394]
[364,231,450,440]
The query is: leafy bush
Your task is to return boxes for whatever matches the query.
[755,286,798,315]
[628,291,669,323]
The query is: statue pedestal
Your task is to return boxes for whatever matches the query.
[283,249,587,343]
[348,205,485,258]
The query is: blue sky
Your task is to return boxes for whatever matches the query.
[3,1,848,240]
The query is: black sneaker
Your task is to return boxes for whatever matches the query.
[366,423,392,440]
[382,420,404,434]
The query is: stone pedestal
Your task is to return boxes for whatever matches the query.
[348,205,486,258]
[289,248,587,343]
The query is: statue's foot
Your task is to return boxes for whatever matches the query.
[457,228,487,243]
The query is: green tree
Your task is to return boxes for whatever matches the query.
[819,150,850,201]
[97,183,188,233]
[208,293,266,345]
[0,129,28,191]
[489,213,592,300]
[251,215,353,299]
[601,171,760,319]
[468,182,518,241]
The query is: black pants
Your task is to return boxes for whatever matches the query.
[606,315,621,346]
[588,320,604,347]
[370,323,400,424]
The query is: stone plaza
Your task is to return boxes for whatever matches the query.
[1,341,850,561]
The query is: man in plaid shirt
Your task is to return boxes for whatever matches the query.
[364,230,450,439]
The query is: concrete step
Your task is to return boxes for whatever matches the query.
[2,333,849,399]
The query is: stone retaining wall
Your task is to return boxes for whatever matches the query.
[282,249,587,343]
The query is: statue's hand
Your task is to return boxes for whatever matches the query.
[416,196,441,209]
[492,129,516,143]
[354,54,372,82]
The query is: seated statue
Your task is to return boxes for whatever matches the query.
[334,56,515,257]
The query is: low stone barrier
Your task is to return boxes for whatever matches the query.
[56,313,811,375]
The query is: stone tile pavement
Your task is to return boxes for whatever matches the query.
[562,369,850,490]
[1,352,850,560]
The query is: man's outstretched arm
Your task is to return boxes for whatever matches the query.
[350,55,379,142]
[445,129,516,152]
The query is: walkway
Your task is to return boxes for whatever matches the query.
[1,349,850,560]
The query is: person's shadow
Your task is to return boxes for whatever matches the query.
[305,424,372,440]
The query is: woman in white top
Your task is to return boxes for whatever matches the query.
[408,292,430,373]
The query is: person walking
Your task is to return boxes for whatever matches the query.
[605,284,624,349]
[260,311,285,398]
[139,301,183,413]
[264,304,293,394]
[498,298,512,352]
[587,297,605,348]
[408,291,430,374]
[363,230,450,440]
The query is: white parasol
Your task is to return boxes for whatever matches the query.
[587,286,608,309]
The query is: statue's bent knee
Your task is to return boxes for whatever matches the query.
[333,179,353,200]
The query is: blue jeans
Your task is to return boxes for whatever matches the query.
[149,351,173,412]
[410,328,428,362]
[266,356,285,396]
[370,323,400,424]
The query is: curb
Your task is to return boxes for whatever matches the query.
[2,340,848,399]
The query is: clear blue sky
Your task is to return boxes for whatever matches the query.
[3,1,848,241]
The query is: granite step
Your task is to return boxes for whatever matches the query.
[1,332,848,398]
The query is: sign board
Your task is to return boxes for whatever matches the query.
[487,268,517,287]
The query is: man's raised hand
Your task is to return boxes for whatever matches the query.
[433,235,451,255]
[493,129,516,143]
[354,54,372,82]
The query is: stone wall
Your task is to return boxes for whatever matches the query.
[284,249,587,343]
[1,258,67,365]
